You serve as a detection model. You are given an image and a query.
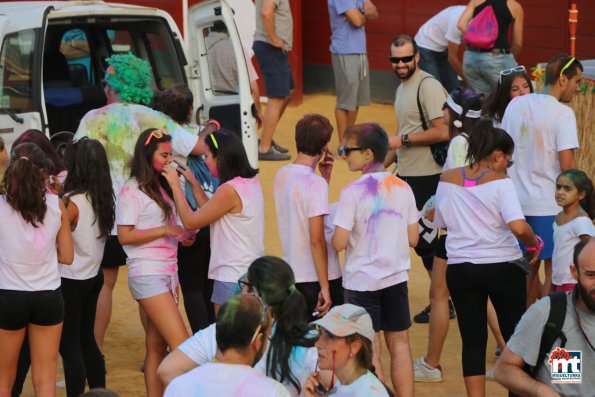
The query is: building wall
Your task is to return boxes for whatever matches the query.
[303,0,595,103]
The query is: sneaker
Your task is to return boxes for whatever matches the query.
[485,369,495,381]
[272,140,289,153]
[449,299,456,319]
[495,347,502,357]
[413,304,431,323]
[414,357,443,383]
[258,147,290,161]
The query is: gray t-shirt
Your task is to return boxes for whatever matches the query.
[506,293,595,397]
[394,70,447,177]
[254,0,293,50]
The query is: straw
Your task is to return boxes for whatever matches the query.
[570,79,595,179]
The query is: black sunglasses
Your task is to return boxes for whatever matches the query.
[342,146,366,156]
[507,159,514,168]
[389,55,415,64]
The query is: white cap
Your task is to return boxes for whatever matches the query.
[311,304,375,342]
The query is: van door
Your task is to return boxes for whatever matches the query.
[187,0,257,167]
[0,6,51,148]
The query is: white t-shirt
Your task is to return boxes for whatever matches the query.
[434,178,525,264]
[209,176,265,282]
[164,362,290,397]
[178,323,318,397]
[501,94,579,216]
[325,204,342,277]
[552,216,595,286]
[0,193,62,291]
[274,164,341,283]
[334,172,419,291]
[334,371,389,397]
[443,133,469,171]
[414,6,465,52]
[60,193,106,280]
[116,179,179,277]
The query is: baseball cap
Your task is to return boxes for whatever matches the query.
[311,304,375,342]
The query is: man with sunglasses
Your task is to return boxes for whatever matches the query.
[501,54,582,302]
[164,294,290,396]
[386,35,449,324]
[327,0,378,156]
[494,238,595,397]
[73,53,204,354]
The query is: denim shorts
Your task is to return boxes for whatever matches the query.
[463,50,516,97]
[253,40,295,97]
[211,280,238,305]
[0,288,64,330]
[128,274,179,301]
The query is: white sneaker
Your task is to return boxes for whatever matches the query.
[414,357,443,382]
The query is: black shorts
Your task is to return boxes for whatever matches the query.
[0,288,64,330]
[296,278,344,319]
[435,234,448,260]
[100,235,127,269]
[346,281,411,332]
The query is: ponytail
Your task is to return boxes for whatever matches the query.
[466,119,514,167]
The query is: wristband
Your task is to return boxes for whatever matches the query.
[526,235,544,254]
[205,119,221,130]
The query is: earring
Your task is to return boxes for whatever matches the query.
[349,352,353,358]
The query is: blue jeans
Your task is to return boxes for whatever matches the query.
[463,50,516,97]
[418,46,460,93]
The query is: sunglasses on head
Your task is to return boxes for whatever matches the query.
[499,65,526,83]
[389,54,415,64]
[341,145,366,156]
[144,129,167,146]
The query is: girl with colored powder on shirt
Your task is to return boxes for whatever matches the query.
[551,169,595,292]
[58,138,115,397]
[116,128,193,397]
[0,143,73,397]
[162,129,264,315]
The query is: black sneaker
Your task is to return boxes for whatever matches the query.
[449,299,456,319]
[272,139,289,153]
[413,304,431,323]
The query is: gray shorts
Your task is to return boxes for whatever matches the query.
[211,280,238,305]
[128,274,179,301]
[331,53,371,111]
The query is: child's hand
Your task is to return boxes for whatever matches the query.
[318,148,334,183]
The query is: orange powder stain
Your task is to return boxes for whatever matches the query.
[382,174,404,190]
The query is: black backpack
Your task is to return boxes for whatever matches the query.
[416,76,449,166]
[524,292,568,376]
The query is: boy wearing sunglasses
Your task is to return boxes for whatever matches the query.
[501,54,583,303]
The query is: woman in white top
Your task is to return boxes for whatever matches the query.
[59,138,115,397]
[162,129,264,314]
[0,143,73,397]
[434,120,542,397]
[117,129,193,397]
[304,304,392,397]
[158,256,319,397]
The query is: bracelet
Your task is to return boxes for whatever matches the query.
[526,235,544,254]
[205,119,221,130]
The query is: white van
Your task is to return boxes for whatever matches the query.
[0,0,258,166]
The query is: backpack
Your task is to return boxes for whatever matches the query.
[524,292,568,376]
[464,4,499,49]
[416,76,448,166]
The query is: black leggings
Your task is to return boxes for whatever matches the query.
[177,227,214,333]
[446,261,527,377]
[59,272,106,397]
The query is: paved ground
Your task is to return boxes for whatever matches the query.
[22,94,508,396]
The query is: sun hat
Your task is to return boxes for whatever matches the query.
[311,304,375,342]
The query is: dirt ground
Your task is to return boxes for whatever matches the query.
[22,94,508,396]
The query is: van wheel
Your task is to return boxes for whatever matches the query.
[50,131,74,157]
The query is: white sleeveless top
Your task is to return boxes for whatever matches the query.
[0,193,62,291]
[60,193,107,280]
[208,176,265,282]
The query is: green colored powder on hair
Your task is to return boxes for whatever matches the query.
[105,53,154,105]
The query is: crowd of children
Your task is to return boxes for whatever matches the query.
[0,51,593,397]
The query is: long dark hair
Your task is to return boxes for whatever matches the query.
[13,129,66,174]
[466,119,515,167]
[558,169,595,219]
[1,143,52,226]
[482,70,534,124]
[63,138,115,237]
[204,129,258,184]
[247,256,314,394]
[130,128,174,220]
